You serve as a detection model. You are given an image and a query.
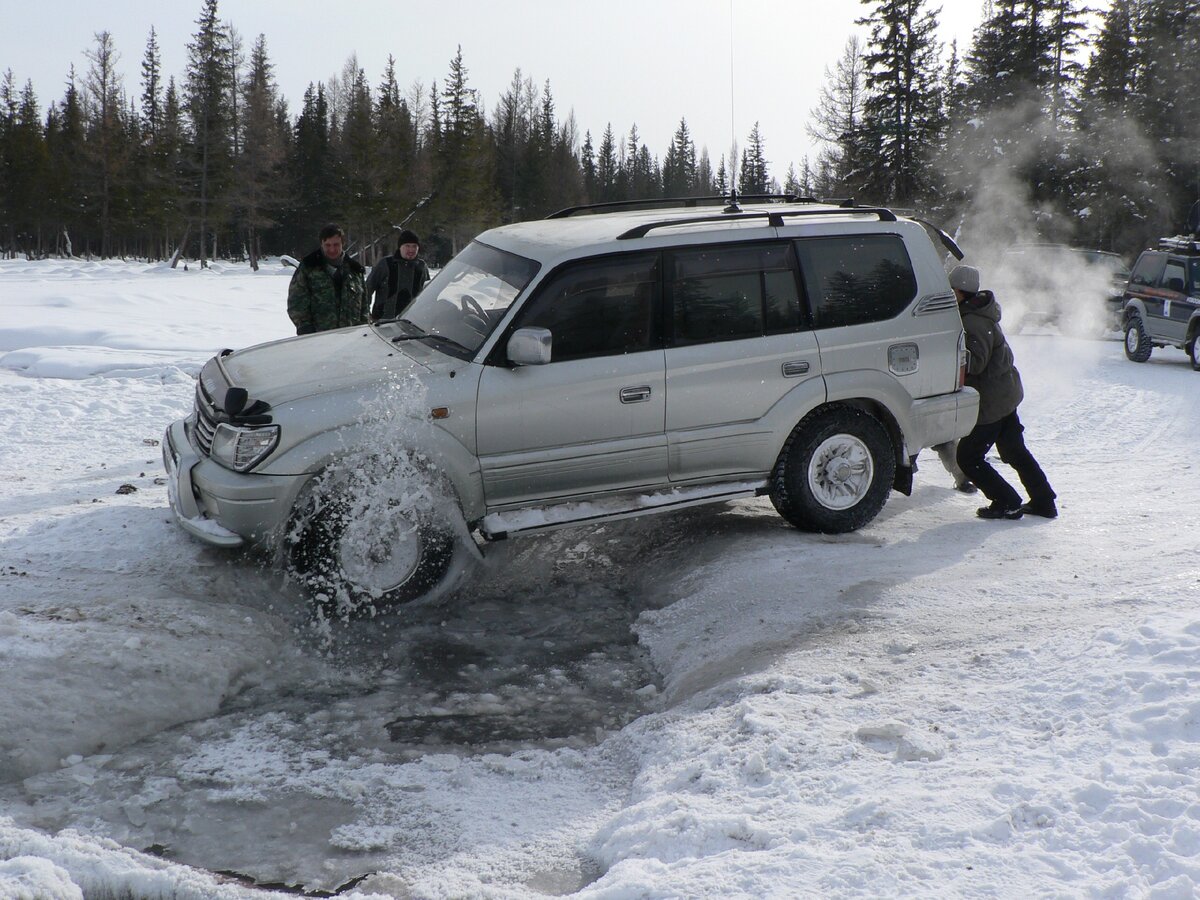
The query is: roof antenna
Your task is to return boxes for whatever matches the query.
[727,0,739,198]
[724,189,742,213]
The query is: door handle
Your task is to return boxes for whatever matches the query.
[782,361,810,377]
[620,385,652,403]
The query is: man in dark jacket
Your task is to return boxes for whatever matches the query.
[287,223,368,335]
[367,228,431,321]
[951,265,1058,520]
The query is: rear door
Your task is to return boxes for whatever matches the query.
[663,241,823,481]
[1154,258,1192,344]
[476,252,668,506]
[793,233,936,396]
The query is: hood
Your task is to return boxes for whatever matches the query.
[221,326,429,405]
[960,289,1002,324]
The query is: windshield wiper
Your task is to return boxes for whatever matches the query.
[390,318,426,342]
[419,333,473,355]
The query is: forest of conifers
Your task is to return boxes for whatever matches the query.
[0,0,1197,266]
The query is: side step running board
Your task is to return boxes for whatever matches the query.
[478,480,770,541]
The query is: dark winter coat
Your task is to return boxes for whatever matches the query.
[287,249,368,335]
[960,290,1024,425]
[366,253,431,321]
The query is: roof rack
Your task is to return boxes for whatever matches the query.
[1157,235,1200,254]
[546,194,816,219]
[615,206,898,240]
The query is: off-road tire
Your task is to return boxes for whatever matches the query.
[769,405,896,534]
[286,493,456,614]
[1124,315,1152,363]
[1189,333,1200,371]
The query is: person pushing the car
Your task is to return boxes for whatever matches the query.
[951,264,1058,521]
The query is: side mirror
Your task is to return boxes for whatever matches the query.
[507,327,552,366]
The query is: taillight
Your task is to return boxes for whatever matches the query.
[957,331,969,388]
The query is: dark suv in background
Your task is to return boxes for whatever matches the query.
[1122,236,1200,369]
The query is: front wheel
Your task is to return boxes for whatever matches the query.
[286,491,461,615]
[1124,315,1152,362]
[769,405,896,534]
[1189,333,1200,371]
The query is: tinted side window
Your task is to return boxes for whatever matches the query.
[1162,260,1187,293]
[795,235,918,328]
[514,253,660,362]
[668,243,801,346]
[1129,253,1165,288]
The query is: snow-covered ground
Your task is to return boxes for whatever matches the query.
[1,257,1198,898]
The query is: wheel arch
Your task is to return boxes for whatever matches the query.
[823,370,918,462]
[260,421,486,525]
[1122,297,1148,325]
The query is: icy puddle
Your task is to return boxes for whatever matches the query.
[2,525,668,892]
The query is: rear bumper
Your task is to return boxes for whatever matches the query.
[163,419,308,548]
[908,387,979,450]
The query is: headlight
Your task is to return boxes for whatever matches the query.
[210,423,280,472]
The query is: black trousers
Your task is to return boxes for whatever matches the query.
[956,410,1055,508]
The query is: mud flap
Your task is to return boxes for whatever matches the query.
[892,460,914,496]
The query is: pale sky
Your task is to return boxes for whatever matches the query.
[7,1,989,176]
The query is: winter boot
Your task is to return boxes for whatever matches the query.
[1019,499,1058,519]
[976,501,1023,520]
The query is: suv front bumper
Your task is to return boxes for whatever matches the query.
[163,418,308,549]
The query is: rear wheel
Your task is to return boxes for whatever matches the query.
[770,405,896,534]
[1189,333,1200,371]
[1124,315,1152,362]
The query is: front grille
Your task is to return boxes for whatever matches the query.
[193,381,218,456]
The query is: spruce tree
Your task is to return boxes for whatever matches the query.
[0,71,16,255]
[289,82,332,248]
[856,0,945,205]
[236,34,286,268]
[84,31,127,257]
[492,69,531,221]
[184,0,233,266]
[662,118,697,197]
[140,27,161,139]
[8,81,50,255]
[434,48,494,253]
[737,122,768,194]
[596,124,618,202]
[375,55,417,235]
[580,130,596,202]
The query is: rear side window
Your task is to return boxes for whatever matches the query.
[1129,253,1165,288]
[1162,260,1187,293]
[668,243,801,346]
[513,253,660,362]
[795,235,918,328]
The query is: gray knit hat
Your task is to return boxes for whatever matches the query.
[949,265,980,293]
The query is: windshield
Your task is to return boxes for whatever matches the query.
[1075,250,1129,275]
[377,241,539,358]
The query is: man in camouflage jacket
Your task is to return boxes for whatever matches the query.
[287,223,368,334]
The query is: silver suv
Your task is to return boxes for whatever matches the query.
[164,198,980,609]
